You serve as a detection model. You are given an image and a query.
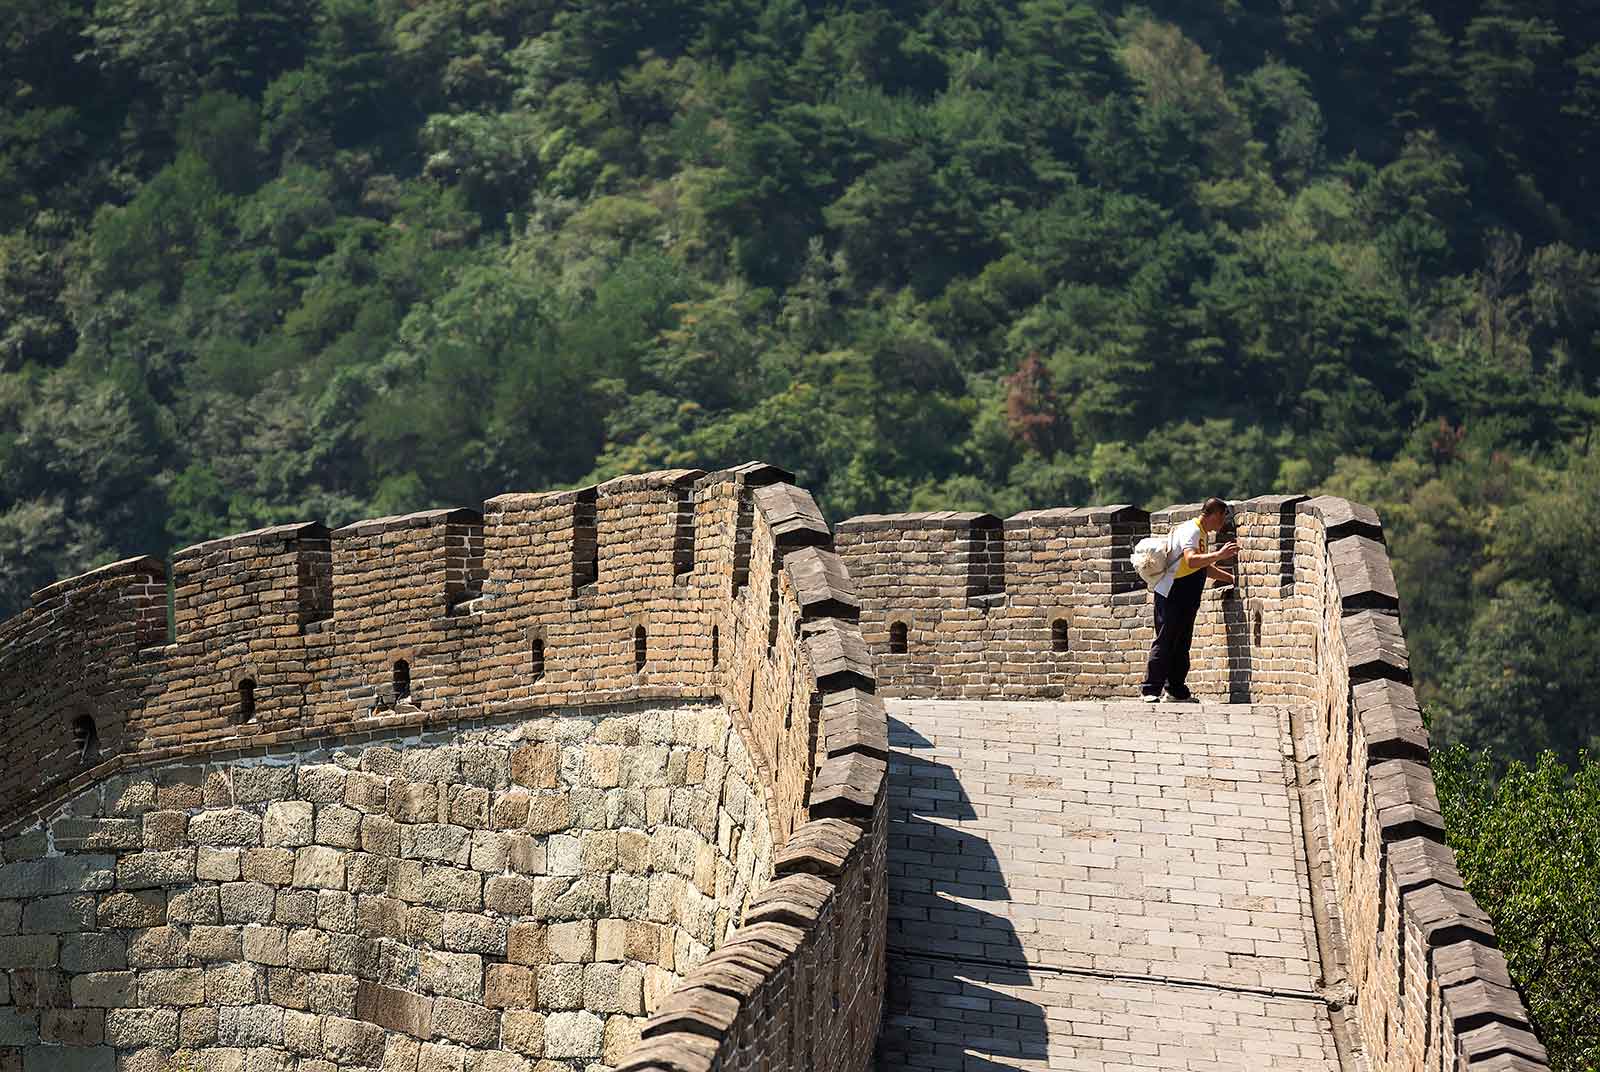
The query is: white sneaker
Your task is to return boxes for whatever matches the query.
[1141,693,1160,704]
[1163,690,1198,704]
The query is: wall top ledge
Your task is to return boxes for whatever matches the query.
[330,506,483,539]
[172,521,331,562]
[1009,505,1144,526]
[1300,495,1384,539]
[724,460,795,487]
[596,468,705,494]
[30,554,166,606]
[837,511,1000,530]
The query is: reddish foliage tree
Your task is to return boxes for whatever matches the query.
[1430,417,1466,467]
[1005,352,1061,454]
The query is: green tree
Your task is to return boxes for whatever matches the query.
[1435,748,1600,1072]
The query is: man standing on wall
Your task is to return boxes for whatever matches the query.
[1142,498,1237,703]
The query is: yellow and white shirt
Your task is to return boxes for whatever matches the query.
[1154,519,1206,597]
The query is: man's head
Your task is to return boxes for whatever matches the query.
[1199,497,1229,533]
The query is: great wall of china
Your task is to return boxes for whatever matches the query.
[0,464,1548,1072]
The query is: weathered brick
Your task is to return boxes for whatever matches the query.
[104,1007,178,1047]
[429,998,498,1047]
[69,972,134,1009]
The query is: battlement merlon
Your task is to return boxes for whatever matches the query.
[1,554,168,823]
[0,462,875,820]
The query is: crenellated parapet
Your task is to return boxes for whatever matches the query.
[1296,496,1548,1072]
[0,463,888,1072]
[0,472,1553,1072]
[836,503,1156,697]
[4,467,820,811]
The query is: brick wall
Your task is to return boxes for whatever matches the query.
[1297,499,1549,1072]
[839,494,1548,1072]
[834,507,1150,698]
[0,557,166,814]
[0,463,888,1072]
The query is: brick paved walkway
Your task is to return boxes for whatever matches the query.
[877,700,1345,1072]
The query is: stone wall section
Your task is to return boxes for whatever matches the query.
[839,494,1549,1072]
[0,462,889,1072]
[620,481,888,1072]
[0,706,769,1071]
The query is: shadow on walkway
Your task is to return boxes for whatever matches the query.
[878,716,1049,1071]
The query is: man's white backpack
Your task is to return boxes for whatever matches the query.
[1131,535,1171,587]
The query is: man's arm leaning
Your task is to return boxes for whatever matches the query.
[1181,541,1238,571]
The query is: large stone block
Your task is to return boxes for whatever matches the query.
[60,933,124,974]
[138,968,205,1006]
[543,1010,604,1060]
[22,1045,113,1072]
[0,1009,38,1045]
[219,881,276,923]
[264,801,315,848]
[442,912,506,955]
[356,980,433,1039]
[126,926,188,968]
[293,846,348,891]
[421,950,483,1002]
[429,998,498,1047]
[0,857,114,899]
[189,809,264,847]
[18,893,91,937]
[104,1008,178,1048]
[116,849,195,889]
[502,1009,545,1057]
[484,963,535,1009]
[219,1003,285,1047]
[511,744,559,789]
[69,972,134,1009]
[323,1016,386,1066]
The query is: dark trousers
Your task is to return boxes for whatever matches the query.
[1143,568,1206,696]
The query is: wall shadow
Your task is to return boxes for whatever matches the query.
[877,717,1049,1071]
[1220,586,1253,703]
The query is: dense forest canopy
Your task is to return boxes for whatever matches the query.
[5,1,1600,1064]
[6,0,1600,756]
[7,0,1600,760]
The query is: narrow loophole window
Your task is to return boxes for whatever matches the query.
[711,626,719,668]
[1051,619,1069,653]
[531,639,545,681]
[1253,609,1263,648]
[634,626,647,672]
[238,679,257,721]
[394,660,410,700]
[72,715,101,764]
[889,621,908,655]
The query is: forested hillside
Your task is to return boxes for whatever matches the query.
[8,0,1600,761]
[4,0,1600,1062]
[7,0,1600,757]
